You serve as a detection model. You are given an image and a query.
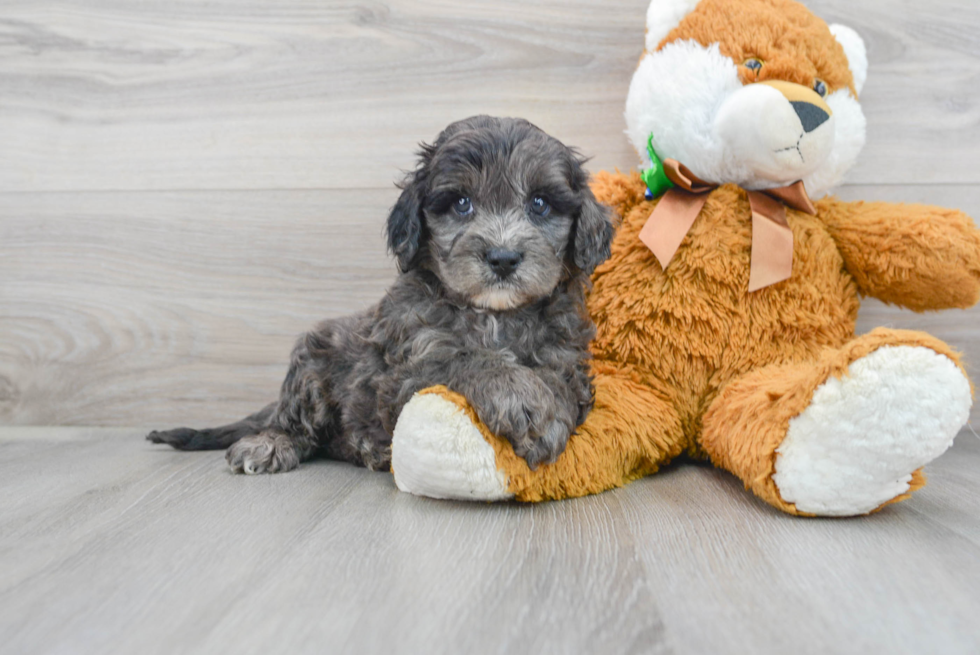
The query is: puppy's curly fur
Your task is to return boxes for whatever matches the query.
[148,116,614,473]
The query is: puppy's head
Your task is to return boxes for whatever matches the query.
[386,116,613,311]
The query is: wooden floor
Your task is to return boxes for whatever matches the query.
[3,0,980,653]
[1,426,979,654]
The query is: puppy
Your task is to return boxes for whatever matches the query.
[148,116,614,473]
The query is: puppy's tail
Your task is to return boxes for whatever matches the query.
[146,402,276,451]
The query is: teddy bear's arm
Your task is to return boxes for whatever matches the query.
[817,197,980,311]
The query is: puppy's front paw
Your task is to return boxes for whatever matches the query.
[226,433,300,474]
[470,371,566,469]
[516,419,571,469]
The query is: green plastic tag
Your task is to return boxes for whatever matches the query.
[640,134,675,199]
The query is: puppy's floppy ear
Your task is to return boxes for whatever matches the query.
[387,145,433,272]
[386,182,423,272]
[573,185,614,275]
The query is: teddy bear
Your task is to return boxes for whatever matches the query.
[388,0,980,516]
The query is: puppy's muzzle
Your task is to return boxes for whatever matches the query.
[486,248,523,279]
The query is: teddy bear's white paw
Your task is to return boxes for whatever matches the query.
[391,392,513,501]
[773,346,972,516]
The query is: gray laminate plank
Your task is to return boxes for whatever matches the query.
[0,426,670,655]
[1,426,978,654]
[617,433,980,655]
[1,0,978,192]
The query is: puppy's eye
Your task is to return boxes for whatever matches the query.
[744,58,763,73]
[453,196,473,217]
[813,79,828,97]
[529,196,551,217]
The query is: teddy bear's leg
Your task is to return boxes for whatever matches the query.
[391,363,685,502]
[700,328,973,516]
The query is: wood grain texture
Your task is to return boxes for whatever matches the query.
[1,0,979,192]
[2,185,978,427]
[0,425,978,654]
[0,189,397,426]
[1,0,978,427]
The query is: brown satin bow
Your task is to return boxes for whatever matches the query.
[638,159,817,292]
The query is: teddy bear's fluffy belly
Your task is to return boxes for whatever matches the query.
[588,183,861,443]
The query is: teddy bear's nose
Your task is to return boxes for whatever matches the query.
[791,101,831,133]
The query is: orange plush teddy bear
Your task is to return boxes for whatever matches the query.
[390,0,980,516]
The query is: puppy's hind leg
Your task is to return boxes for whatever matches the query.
[225,328,342,474]
[147,403,275,451]
[150,322,347,474]
[225,430,303,475]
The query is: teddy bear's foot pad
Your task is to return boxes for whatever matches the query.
[773,346,972,516]
[392,392,514,501]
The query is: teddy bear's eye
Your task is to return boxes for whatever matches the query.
[813,79,828,97]
[744,58,763,73]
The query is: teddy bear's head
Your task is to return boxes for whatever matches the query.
[626,0,868,198]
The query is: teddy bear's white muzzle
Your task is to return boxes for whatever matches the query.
[715,82,836,186]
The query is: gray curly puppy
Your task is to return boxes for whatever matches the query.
[148,116,614,473]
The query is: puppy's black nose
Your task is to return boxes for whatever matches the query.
[486,248,523,278]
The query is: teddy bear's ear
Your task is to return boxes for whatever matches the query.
[645,0,701,53]
[829,24,868,96]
